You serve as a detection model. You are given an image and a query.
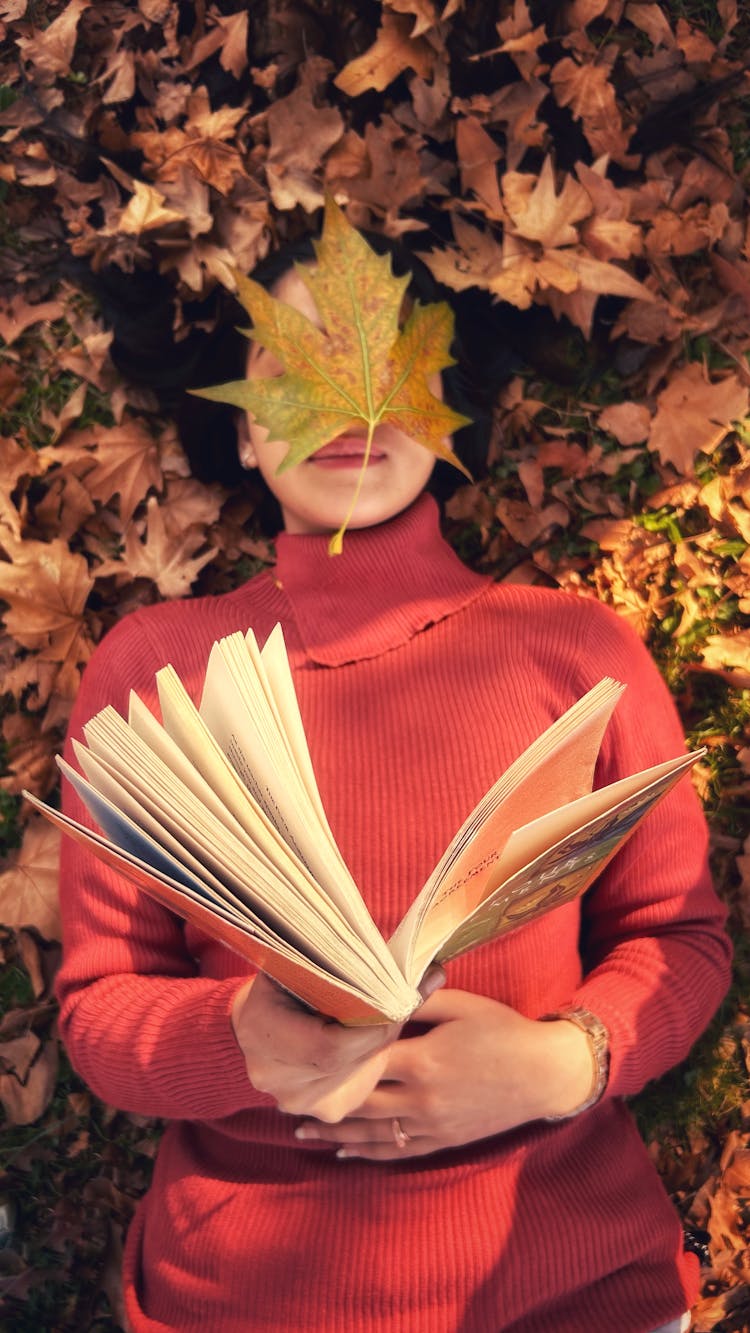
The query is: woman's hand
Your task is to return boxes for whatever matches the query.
[231,970,444,1123]
[295,988,596,1159]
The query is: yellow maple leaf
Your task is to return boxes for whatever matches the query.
[194,197,471,552]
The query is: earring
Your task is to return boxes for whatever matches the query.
[237,419,258,470]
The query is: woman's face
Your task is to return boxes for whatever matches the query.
[238,267,438,535]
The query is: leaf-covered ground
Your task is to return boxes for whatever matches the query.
[0,1,749,1328]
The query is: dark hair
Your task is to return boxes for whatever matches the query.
[81,231,516,532]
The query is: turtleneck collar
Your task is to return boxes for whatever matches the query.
[272,493,491,667]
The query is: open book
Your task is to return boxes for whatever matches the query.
[27,625,703,1025]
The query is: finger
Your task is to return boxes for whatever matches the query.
[298,1116,407,1146]
[417,964,446,1002]
[336,1136,440,1162]
[412,987,471,1023]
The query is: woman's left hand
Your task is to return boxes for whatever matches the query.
[295,988,595,1159]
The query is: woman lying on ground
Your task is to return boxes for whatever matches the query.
[56,222,730,1333]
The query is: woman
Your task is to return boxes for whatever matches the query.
[56,236,730,1333]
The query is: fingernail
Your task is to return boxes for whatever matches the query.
[295,1126,316,1140]
[336,1148,359,1160]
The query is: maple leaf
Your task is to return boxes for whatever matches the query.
[0,537,94,663]
[95,496,218,598]
[0,816,61,941]
[117,180,186,236]
[15,0,90,81]
[334,11,434,96]
[193,197,471,552]
[648,363,749,472]
[43,419,163,523]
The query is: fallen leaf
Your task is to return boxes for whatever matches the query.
[43,420,163,523]
[116,180,186,236]
[0,714,57,799]
[266,67,344,212]
[0,1033,58,1125]
[16,0,90,80]
[334,11,434,96]
[699,631,750,687]
[648,363,749,472]
[95,496,217,598]
[0,537,94,665]
[0,296,66,347]
[597,401,651,444]
[0,817,61,941]
[503,156,591,248]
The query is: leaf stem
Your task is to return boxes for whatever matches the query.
[328,421,375,556]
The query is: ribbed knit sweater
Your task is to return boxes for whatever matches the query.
[56,495,731,1333]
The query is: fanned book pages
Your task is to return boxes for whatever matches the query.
[27,624,704,1025]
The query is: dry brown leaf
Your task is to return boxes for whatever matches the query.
[0,537,94,665]
[550,57,633,162]
[0,295,66,347]
[95,496,217,598]
[496,496,569,546]
[337,117,431,225]
[503,156,591,247]
[624,2,675,49]
[0,714,57,799]
[0,1033,58,1125]
[698,631,750,687]
[43,420,163,523]
[159,477,224,534]
[216,10,249,79]
[266,68,344,212]
[385,0,439,38]
[0,817,61,941]
[456,117,503,218]
[494,0,548,82]
[117,180,186,236]
[33,471,97,546]
[597,401,651,445]
[648,363,749,472]
[16,0,90,80]
[334,11,434,96]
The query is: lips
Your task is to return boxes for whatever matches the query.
[310,435,385,463]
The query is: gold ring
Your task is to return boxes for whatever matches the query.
[391,1118,410,1150]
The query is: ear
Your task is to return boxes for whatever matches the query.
[236,414,259,469]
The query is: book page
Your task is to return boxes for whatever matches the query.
[79,703,403,996]
[199,631,395,959]
[25,793,408,1025]
[389,678,624,970]
[405,749,702,981]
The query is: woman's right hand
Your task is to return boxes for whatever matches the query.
[231,973,403,1123]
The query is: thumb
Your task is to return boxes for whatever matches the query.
[417,964,447,1003]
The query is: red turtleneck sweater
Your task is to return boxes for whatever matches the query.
[57,496,730,1333]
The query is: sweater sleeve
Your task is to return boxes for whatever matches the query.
[567,600,732,1099]
[55,611,271,1120]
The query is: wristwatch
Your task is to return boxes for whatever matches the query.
[541,1006,610,1120]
